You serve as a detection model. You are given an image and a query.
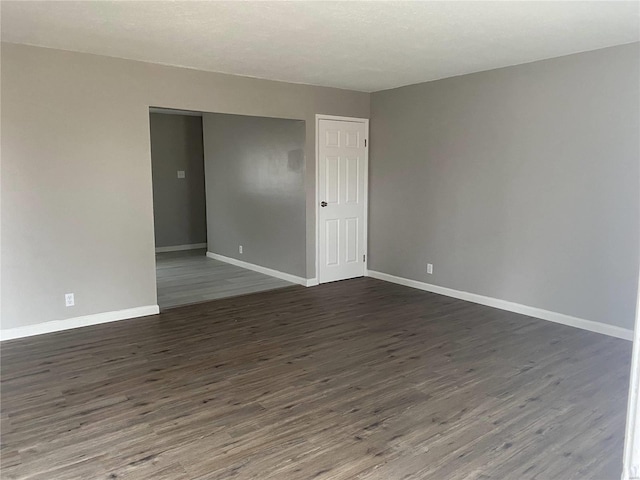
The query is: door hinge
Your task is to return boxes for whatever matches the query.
[365,139,367,147]
[363,254,366,262]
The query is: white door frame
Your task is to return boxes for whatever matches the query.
[315,114,370,284]
[623,270,640,480]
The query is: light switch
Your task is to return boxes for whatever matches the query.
[177,170,185,179]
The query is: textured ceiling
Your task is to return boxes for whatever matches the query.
[2,1,639,92]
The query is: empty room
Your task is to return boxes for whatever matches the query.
[1,2,639,480]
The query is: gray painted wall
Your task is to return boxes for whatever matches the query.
[369,43,640,330]
[203,114,306,277]
[150,113,207,248]
[1,43,369,330]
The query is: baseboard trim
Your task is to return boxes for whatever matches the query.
[206,252,316,287]
[366,270,633,341]
[155,243,207,253]
[0,305,160,341]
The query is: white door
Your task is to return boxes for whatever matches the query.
[318,118,368,284]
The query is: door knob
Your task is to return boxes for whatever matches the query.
[320,201,328,207]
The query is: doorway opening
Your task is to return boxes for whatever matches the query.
[149,107,306,309]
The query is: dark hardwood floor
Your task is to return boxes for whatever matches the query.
[0,278,632,479]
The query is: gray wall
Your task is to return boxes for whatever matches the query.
[150,113,207,248]
[1,42,369,330]
[370,43,640,330]
[203,114,306,277]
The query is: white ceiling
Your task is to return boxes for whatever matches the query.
[2,1,639,92]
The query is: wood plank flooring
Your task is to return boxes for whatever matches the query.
[0,278,632,479]
[155,249,292,309]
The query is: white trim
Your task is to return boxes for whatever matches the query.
[0,305,160,341]
[622,270,640,479]
[206,252,315,287]
[366,270,633,341]
[315,114,369,284]
[155,243,207,253]
[315,114,370,123]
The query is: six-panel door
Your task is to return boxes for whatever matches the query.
[318,119,367,283]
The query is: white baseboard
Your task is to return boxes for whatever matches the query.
[0,305,160,341]
[155,243,207,253]
[206,252,316,287]
[366,270,633,341]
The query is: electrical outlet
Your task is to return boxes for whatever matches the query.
[239,245,243,254]
[427,263,433,275]
[65,293,75,307]
[177,170,185,179]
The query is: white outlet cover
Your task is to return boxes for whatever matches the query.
[427,264,433,274]
[177,170,185,178]
[239,245,243,254]
[65,293,75,306]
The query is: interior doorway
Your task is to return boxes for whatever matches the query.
[150,108,208,254]
[149,108,306,309]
